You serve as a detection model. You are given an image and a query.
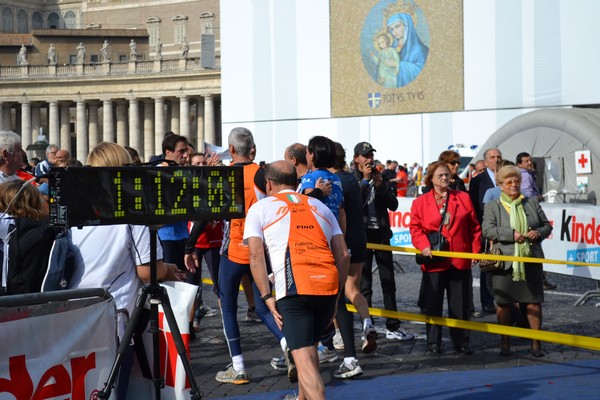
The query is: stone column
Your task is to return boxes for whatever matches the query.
[60,103,71,152]
[116,101,128,146]
[88,102,100,150]
[2,104,11,131]
[204,94,215,146]
[20,101,32,152]
[179,95,190,139]
[102,99,114,143]
[129,98,141,154]
[15,107,21,136]
[154,97,165,155]
[31,104,41,143]
[76,100,88,163]
[48,101,60,146]
[196,99,205,152]
[143,100,155,161]
[170,99,180,134]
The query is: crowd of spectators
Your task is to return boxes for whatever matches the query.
[0,127,559,397]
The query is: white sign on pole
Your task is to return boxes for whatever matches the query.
[575,150,592,174]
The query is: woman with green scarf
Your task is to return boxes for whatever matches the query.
[481,165,552,358]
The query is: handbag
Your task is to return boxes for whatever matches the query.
[415,195,449,265]
[479,241,503,272]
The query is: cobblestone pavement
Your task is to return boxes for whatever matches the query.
[188,255,600,399]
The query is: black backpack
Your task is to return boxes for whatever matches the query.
[5,218,57,295]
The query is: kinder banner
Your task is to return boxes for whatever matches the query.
[127,281,197,400]
[0,296,117,400]
[389,198,600,280]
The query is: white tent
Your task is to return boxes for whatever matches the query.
[472,108,600,204]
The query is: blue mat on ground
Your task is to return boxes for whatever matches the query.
[219,359,600,399]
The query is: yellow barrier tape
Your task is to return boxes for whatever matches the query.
[367,242,600,267]
[198,264,600,351]
[346,304,600,352]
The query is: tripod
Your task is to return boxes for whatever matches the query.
[98,226,202,399]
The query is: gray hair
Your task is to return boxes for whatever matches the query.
[46,144,58,155]
[228,127,254,157]
[0,130,21,155]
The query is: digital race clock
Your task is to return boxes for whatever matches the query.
[47,166,245,227]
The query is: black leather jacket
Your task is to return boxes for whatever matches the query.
[353,167,398,242]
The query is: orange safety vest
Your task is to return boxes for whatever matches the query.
[223,163,263,264]
[273,193,338,297]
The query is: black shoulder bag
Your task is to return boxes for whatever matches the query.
[415,195,450,265]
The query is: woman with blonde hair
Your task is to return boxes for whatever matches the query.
[68,141,178,398]
[87,141,133,167]
[0,179,54,294]
[482,165,552,357]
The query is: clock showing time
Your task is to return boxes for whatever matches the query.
[48,166,245,227]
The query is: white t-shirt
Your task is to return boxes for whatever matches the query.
[243,189,342,300]
[69,224,163,337]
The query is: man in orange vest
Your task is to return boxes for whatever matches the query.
[212,127,287,385]
[245,160,349,400]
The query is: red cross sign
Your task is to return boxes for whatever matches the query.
[575,150,592,174]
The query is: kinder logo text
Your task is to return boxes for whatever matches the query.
[560,210,600,245]
[389,210,411,229]
[0,353,96,400]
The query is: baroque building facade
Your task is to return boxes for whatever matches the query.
[0,0,221,162]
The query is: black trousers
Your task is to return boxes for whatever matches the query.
[361,228,400,332]
[421,266,470,347]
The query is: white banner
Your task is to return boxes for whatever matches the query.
[389,198,600,281]
[127,281,198,400]
[0,297,117,400]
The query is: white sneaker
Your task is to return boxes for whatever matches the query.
[200,304,218,317]
[385,328,415,341]
[333,331,344,350]
[333,360,363,379]
[317,345,339,363]
[215,364,249,384]
[270,355,287,371]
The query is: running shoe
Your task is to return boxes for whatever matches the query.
[333,330,345,350]
[200,304,218,317]
[385,328,415,341]
[317,345,339,363]
[245,307,261,322]
[284,349,297,383]
[361,325,378,353]
[215,364,249,385]
[333,360,363,379]
[270,355,287,371]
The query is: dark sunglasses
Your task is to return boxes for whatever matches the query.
[448,161,460,166]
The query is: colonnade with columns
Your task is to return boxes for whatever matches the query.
[0,93,218,162]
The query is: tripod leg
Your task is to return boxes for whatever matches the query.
[98,289,149,399]
[158,287,203,399]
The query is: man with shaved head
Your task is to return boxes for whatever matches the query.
[245,160,349,400]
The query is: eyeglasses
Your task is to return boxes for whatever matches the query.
[502,179,521,187]
[448,161,460,166]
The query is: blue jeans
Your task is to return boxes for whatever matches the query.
[218,255,283,357]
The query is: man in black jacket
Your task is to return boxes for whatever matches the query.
[353,142,414,341]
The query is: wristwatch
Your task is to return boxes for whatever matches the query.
[261,293,273,302]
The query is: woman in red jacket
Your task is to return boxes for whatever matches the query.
[410,161,482,355]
